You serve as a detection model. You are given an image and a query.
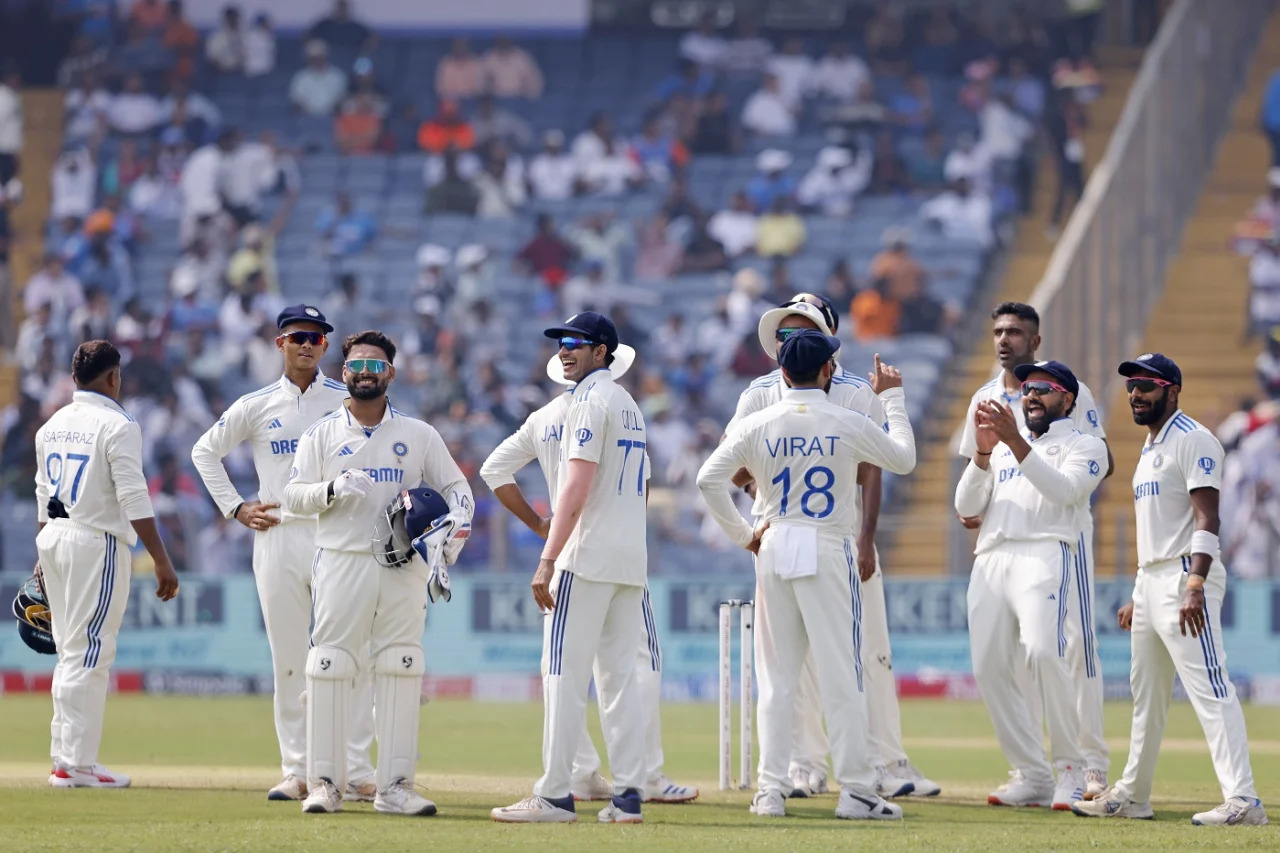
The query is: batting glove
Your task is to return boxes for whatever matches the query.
[332,469,375,501]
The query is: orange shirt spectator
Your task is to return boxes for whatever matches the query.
[851,285,900,340]
[869,238,925,299]
[435,38,484,100]
[164,0,200,80]
[335,94,384,154]
[417,102,476,154]
[481,37,544,98]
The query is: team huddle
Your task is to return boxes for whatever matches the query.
[19,290,1268,825]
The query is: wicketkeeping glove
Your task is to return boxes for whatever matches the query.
[332,469,374,501]
[442,512,471,565]
[411,517,454,603]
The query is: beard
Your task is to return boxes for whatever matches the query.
[347,377,388,400]
[1025,402,1066,436]
[1131,390,1170,425]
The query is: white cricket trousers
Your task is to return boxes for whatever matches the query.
[968,540,1083,787]
[1112,559,1258,804]
[254,521,374,781]
[572,587,666,784]
[754,529,876,798]
[788,555,906,778]
[36,520,132,770]
[535,572,646,800]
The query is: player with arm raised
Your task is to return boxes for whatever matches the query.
[956,302,1112,798]
[191,304,376,803]
[282,330,472,817]
[699,331,916,821]
[728,294,938,800]
[36,340,179,789]
[1072,354,1267,826]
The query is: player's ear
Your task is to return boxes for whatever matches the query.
[387,363,396,383]
[1030,330,1042,352]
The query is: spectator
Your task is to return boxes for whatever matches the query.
[179,129,237,226]
[824,258,858,312]
[129,157,179,220]
[57,35,110,90]
[631,112,690,184]
[797,144,872,217]
[1250,237,1280,334]
[981,91,1035,206]
[578,136,642,198]
[889,72,934,135]
[290,40,348,117]
[851,276,899,341]
[322,272,380,333]
[1046,89,1086,235]
[227,210,290,293]
[417,100,476,154]
[69,286,114,343]
[527,130,576,201]
[695,300,735,367]
[453,244,492,308]
[115,20,175,79]
[869,129,911,194]
[708,190,759,258]
[308,0,373,52]
[158,96,206,148]
[244,13,276,77]
[812,41,871,103]
[164,0,201,80]
[870,229,924,304]
[173,234,225,301]
[561,259,619,317]
[680,213,729,272]
[756,198,807,258]
[160,78,223,134]
[414,243,452,308]
[334,91,384,154]
[482,36,544,98]
[315,190,377,258]
[425,149,480,215]
[1257,327,1280,399]
[1004,56,1045,122]
[723,16,773,75]
[110,73,163,135]
[904,126,950,189]
[655,58,716,103]
[349,57,390,116]
[63,71,110,143]
[634,214,684,279]
[15,304,55,371]
[436,38,484,101]
[100,139,144,200]
[679,12,727,70]
[944,131,993,193]
[650,314,689,367]
[660,177,699,224]
[725,268,766,335]
[472,94,533,150]
[572,112,617,174]
[205,4,245,74]
[24,252,85,331]
[0,63,21,184]
[828,78,887,128]
[166,266,219,334]
[49,215,88,270]
[1221,417,1280,578]
[690,90,737,155]
[866,4,910,74]
[51,148,97,221]
[745,149,796,212]
[766,36,815,109]
[741,73,796,138]
[473,140,526,219]
[921,177,994,247]
[76,213,134,304]
[915,6,961,75]
[516,213,575,286]
[566,211,631,282]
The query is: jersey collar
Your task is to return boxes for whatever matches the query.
[73,389,133,419]
[1144,408,1186,449]
[342,397,397,431]
[1031,417,1073,441]
[278,369,328,398]
[782,387,828,401]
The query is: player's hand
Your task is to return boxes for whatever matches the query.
[957,514,982,530]
[868,353,902,393]
[742,479,757,499]
[534,516,551,539]
[972,406,1000,456]
[531,558,556,611]
[745,520,769,555]
[1179,581,1207,638]
[1117,599,1134,632]
[977,400,1021,445]
[332,469,374,501]
[154,558,180,601]
[235,500,281,532]
[856,534,876,582]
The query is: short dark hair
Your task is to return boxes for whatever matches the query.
[992,301,1039,329]
[71,340,121,386]
[342,330,397,364]
[784,365,823,386]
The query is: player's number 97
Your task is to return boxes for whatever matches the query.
[45,451,91,504]
[770,465,836,519]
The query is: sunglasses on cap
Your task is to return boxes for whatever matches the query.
[1020,380,1069,397]
[279,331,325,346]
[344,358,389,374]
[1125,376,1174,393]
[557,336,598,351]
[775,327,805,343]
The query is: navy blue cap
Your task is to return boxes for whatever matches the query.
[277,304,334,333]
[1013,359,1080,398]
[1117,352,1182,386]
[402,487,451,541]
[544,311,620,353]
[778,328,841,375]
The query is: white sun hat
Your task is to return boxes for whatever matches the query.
[757,301,833,360]
[545,343,637,386]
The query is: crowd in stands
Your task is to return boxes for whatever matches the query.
[0,0,1115,574]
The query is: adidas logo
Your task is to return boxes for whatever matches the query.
[1047,593,1056,601]
[338,446,353,457]
[267,418,283,429]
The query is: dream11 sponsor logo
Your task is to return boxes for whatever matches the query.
[471,580,544,633]
[666,582,755,633]
[122,578,224,629]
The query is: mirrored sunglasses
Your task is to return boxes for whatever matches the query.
[345,358,389,374]
[280,331,325,346]
[1020,380,1069,397]
[558,337,597,351]
[1125,377,1174,393]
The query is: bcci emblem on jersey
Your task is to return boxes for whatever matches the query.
[393,441,408,458]
[1152,453,1164,469]
[1046,445,1062,456]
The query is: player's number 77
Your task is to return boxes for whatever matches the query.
[616,439,646,495]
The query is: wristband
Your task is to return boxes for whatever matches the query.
[326,481,335,503]
[231,502,244,520]
[1190,529,1219,559]
[975,451,992,456]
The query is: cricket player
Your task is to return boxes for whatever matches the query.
[729,294,939,800]
[699,330,918,820]
[955,360,1103,809]
[491,312,650,824]
[956,302,1112,798]
[281,330,473,816]
[1073,353,1268,825]
[35,340,180,788]
[191,304,376,802]
[478,346,698,804]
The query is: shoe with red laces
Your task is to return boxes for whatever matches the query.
[49,764,131,788]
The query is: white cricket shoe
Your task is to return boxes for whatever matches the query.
[267,775,307,801]
[987,771,1053,807]
[302,778,344,814]
[836,789,904,821]
[750,789,787,817]
[644,775,699,803]
[874,764,915,799]
[1070,789,1154,819]
[374,779,438,816]
[788,767,829,798]
[1191,797,1269,826]
[894,760,941,797]
[1083,769,1107,801]
[597,788,643,823]
[344,778,377,802]
[49,764,131,788]
[490,795,578,823]
[1052,767,1085,811]
[571,771,613,801]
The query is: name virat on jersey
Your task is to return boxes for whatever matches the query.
[765,435,841,457]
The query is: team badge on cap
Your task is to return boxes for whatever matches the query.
[305,307,319,317]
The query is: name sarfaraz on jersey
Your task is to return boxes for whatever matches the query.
[270,439,299,455]
[1134,481,1160,499]
[343,465,405,484]
[43,429,96,445]
[765,435,840,457]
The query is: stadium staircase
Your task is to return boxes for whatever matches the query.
[888,48,1144,576]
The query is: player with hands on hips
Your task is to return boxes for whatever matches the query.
[35,341,179,789]
[282,330,473,818]
[1072,354,1267,826]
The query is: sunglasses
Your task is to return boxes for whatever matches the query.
[344,358,389,374]
[775,327,805,343]
[279,331,325,346]
[1020,380,1069,397]
[1125,377,1174,393]
[557,337,598,351]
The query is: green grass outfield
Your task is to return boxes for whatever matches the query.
[0,696,1275,851]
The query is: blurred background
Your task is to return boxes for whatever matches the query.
[0,0,1278,703]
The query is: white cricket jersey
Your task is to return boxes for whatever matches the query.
[729,363,887,520]
[478,391,571,503]
[281,400,472,554]
[555,369,649,587]
[957,374,1105,458]
[34,390,155,545]
[699,387,916,546]
[1131,410,1224,569]
[954,418,1108,556]
[191,371,348,522]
